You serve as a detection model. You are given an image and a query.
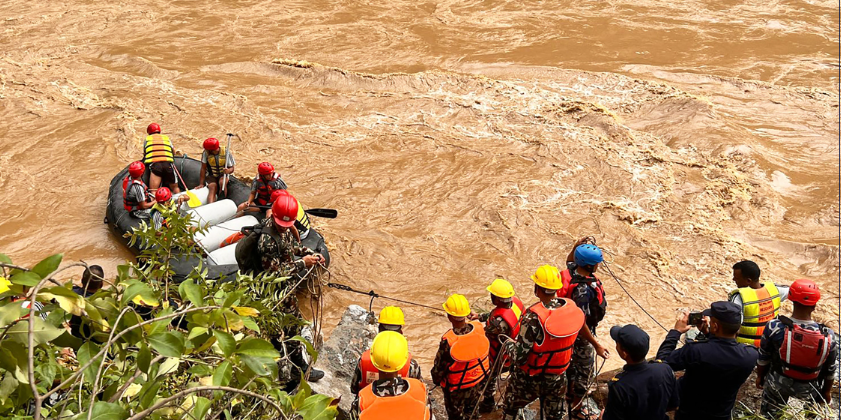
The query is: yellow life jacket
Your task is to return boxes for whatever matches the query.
[731,283,781,347]
[143,134,174,164]
[206,146,228,177]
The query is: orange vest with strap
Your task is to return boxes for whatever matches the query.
[358,349,413,390]
[122,176,148,212]
[440,321,491,391]
[487,296,525,362]
[142,134,174,164]
[359,378,431,420]
[522,299,585,376]
[255,173,281,205]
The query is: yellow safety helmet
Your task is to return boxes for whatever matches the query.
[370,331,409,373]
[378,306,405,326]
[443,294,471,317]
[487,279,516,299]
[531,265,562,290]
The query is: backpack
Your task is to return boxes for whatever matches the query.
[561,269,607,327]
[777,316,833,381]
[235,224,263,273]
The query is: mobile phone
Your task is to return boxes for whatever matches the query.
[688,312,704,326]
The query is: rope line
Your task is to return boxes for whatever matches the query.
[325,282,444,312]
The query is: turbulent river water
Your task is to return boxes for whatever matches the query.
[0,0,838,370]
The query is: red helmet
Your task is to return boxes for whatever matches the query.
[271,194,298,228]
[203,138,219,151]
[155,187,172,203]
[128,161,145,178]
[270,189,289,203]
[258,162,274,176]
[147,123,161,135]
[789,279,821,306]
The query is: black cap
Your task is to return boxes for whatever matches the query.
[702,301,742,325]
[610,324,650,361]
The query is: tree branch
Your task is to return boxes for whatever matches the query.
[124,386,288,420]
[107,355,165,403]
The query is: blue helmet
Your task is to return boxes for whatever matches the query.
[574,244,603,267]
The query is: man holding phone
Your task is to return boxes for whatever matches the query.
[656,302,758,420]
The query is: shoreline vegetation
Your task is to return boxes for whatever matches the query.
[0,207,337,419]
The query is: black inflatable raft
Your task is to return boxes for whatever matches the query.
[105,156,330,281]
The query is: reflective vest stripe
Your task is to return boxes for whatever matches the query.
[143,134,174,163]
[522,299,584,376]
[206,147,228,177]
[733,283,781,346]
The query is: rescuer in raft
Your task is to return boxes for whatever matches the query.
[501,265,585,420]
[150,187,189,230]
[353,331,432,420]
[195,137,235,203]
[468,278,525,413]
[431,294,491,420]
[237,162,287,215]
[141,123,179,194]
[122,161,155,219]
[756,279,837,418]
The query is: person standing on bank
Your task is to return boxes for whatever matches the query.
[196,137,235,203]
[141,123,179,194]
[656,301,758,420]
[601,324,678,420]
[728,260,789,347]
[756,279,837,418]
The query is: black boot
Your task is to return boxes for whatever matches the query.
[290,343,324,382]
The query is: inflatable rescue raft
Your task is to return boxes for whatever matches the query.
[105,156,330,281]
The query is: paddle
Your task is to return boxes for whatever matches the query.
[220,133,233,198]
[252,205,338,219]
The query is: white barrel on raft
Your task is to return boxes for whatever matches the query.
[194,215,259,253]
[206,243,238,266]
[186,199,237,228]
[174,187,210,211]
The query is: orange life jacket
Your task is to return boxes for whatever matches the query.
[359,378,431,420]
[219,232,245,249]
[487,296,525,362]
[122,176,148,212]
[440,321,490,391]
[255,173,282,205]
[522,299,585,376]
[358,349,413,390]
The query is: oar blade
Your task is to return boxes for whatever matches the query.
[304,208,338,218]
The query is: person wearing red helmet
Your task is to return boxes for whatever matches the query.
[256,193,323,274]
[237,162,287,214]
[756,279,837,417]
[149,187,189,230]
[196,137,236,203]
[122,161,154,218]
[142,122,179,195]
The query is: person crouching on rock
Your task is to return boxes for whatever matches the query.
[122,161,155,220]
[352,306,423,397]
[237,162,287,215]
[353,331,433,420]
[196,137,235,203]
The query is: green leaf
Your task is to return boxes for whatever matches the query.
[292,374,311,409]
[148,331,185,358]
[31,254,62,279]
[297,394,338,420]
[77,341,101,384]
[291,336,318,365]
[156,358,180,378]
[187,364,212,376]
[39,287,85,316]
[213,330,235,357]
[235,338,279,359]
[85,401,128,420]
[193,396,211,420]
[0,254,11,265]
[137,343,151,374]
[178,279,203,306]
[241,316,260,333]
[0,374,18,405]
[138,379,161,410]
[239,354,271,377]
[0,301,23,327]
[188,327,208,340]
[5,317,64,345]
[9,271,40,287]
[212,361,232,387]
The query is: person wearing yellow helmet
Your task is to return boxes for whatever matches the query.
[431,294,491,420]
[501,265,588,420]
[351,306,423,396]
[353,331,432,420]
[466,279,526,413]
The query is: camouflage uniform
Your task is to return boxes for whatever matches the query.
[431,323,488,420]
[566,266,603,403]
[478,310,515,411]
[351,358,424,395]
[760,370,828,418]
[350,377,414,420]
[257,217,312,275]
[502,298,568,419]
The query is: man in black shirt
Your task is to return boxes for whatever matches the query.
[656,301,758,420]
[602,324,678,420]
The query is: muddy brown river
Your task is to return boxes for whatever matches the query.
[0,0,838,371]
